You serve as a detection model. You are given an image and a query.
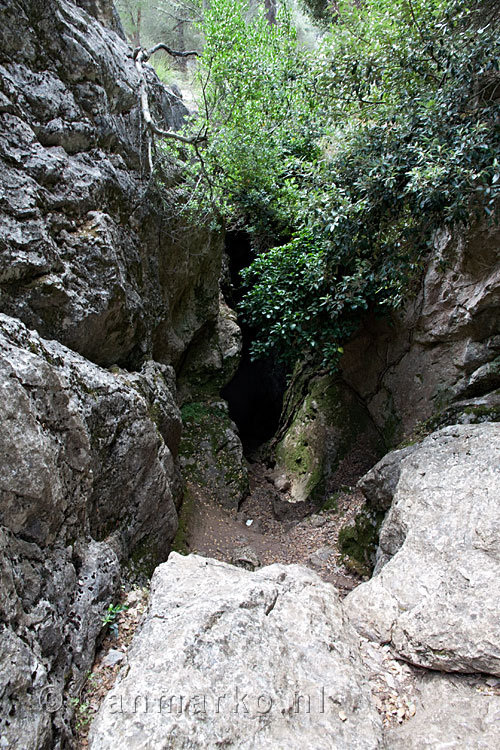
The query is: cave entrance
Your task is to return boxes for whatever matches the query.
[221,231,287,456]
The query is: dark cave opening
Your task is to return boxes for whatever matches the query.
[221,231,287,456]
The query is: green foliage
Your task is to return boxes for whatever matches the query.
[320,492,340,512]
[158,0,500,369]
[238,0,500,367]
[69,696,93,731]
[240,227,355,367]
[159,0,321,242]
[101,603,128,638]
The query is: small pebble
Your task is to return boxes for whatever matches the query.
[102,649,125,668]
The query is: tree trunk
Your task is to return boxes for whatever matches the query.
[176,16,187,72]
[264,0,276,25]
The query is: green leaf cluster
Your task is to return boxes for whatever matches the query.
[101,602,128,638]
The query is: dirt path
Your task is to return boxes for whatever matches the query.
[181,461,367,597]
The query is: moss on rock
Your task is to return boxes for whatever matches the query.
[338,507,385,577]
[126,534,161,583]
[179,400,248,509]
[275,371,384,506]
[171,486,196,555]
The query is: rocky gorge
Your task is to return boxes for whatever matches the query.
[1,1,500,749]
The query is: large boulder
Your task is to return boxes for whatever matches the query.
[89,553,384,750]
[87,552,500,750]
[271,220,500,511]
[274,369,383,508]
[385,672,500,750]
[345,423,500,677]
[179,401,248,509]
[0,313,181,749]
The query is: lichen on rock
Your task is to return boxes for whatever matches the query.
[275,368,384,507]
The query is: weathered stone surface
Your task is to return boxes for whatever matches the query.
[0,2,240,749]
[89,553,384,750]
[177,294,242,403]
[346,423,500,677]
[274,474,291,492]
[275,370,383,506]
[230,544,261,571]
[179,401,248,509]
[340,221,500,444]
[0,0,223,372]
[75,0,126,36]
[385,672,500,750]
[0,313,181,558]
[358,445,418,511]
[102,649,126,668]
[271,221,500,529]
[0,313,181,748]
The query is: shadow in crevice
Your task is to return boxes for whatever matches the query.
[221,230,287,456]
[222,352,286,456]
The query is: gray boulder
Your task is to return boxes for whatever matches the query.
[74,0,126,37]
[179,401,248,509]
[275,372,383,507]
[89,553,384,750]
[0,313,181,749]
[358,445,418,511]
[346,423,500,676]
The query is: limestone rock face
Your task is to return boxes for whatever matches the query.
[358,445,418,511]
[177,295,242,403]
[89,553,384,750]
[179,401,248,509]
[0,0,223,371]
[74,0,126,36]
[0,2,240,748]
[275,371,383,506]
[0,313,181,749]
[340,222,500,444]
[272,220,500,514]
[345,423,500,677]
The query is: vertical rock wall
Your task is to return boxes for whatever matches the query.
[340,220,500,444]
[0,1,231,747]
[0,0,224,371]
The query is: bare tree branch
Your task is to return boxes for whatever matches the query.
[133,45,206,170]
[144,42,199,59]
